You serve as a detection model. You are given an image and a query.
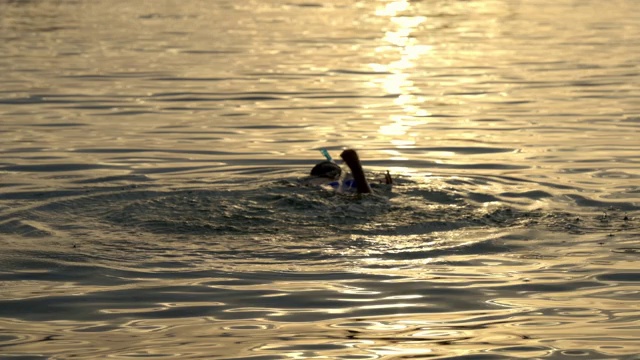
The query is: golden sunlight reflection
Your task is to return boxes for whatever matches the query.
[353,232,480,256]
[375,0,410,17]
[370,1,433,155]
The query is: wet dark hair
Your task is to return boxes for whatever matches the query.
[310,161,342,179]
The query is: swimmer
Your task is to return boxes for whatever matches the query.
[308,149,392,194]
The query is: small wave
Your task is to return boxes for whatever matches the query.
[2,174,636,250]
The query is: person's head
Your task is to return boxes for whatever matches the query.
[310,161,341,180]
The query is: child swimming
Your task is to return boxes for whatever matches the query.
[308,149,392,193]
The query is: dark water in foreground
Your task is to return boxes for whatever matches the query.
[1,0,639,359]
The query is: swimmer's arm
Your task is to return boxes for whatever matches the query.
[384,170,393,185]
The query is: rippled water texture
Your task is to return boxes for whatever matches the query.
[1,0,639,359]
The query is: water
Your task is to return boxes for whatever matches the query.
[1,0,639,358]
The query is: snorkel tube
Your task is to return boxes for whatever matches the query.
[320,148,334,162]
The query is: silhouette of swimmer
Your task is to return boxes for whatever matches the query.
[309,149,392,194]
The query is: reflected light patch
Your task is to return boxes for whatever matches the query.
[391,139,415,147]
[379,122,408,136]
[392,15,426,28]
[368,63,389,73]
[359,303,419,310]
[403,44,433,60]
[382,149,403,157]
[385,294,423,300]
[387,166,414,174]
[378,115,425,139]
[434,151,456,157]
[383,30,413,47]
[376,0,410,17]
[370,5,434,150]
[371,347,434,358]
[369,71,411,95]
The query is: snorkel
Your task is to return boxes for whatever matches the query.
[311,148,373,194]
[320,148,333,162]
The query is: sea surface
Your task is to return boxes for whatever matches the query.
[1,0,639,359]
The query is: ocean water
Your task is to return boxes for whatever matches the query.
[1,0,639,359]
